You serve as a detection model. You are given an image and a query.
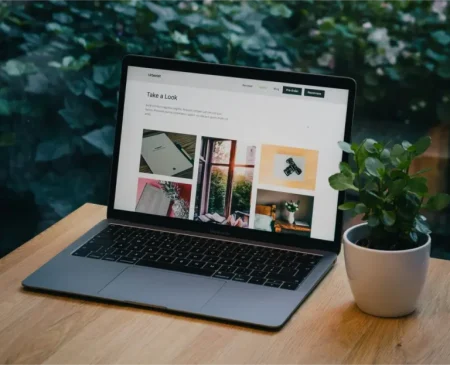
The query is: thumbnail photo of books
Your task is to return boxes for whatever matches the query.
[139,129,196,179]
[194,137,257,228]
[135,177,191,219]
[253,188,314,238]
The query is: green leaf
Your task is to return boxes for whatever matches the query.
[82,126,115,156]
[367,215,379,227]
[172,31,189,45]
[2,59,37,76]
[338,202,356,210]
[414,136,431,156]
[66,79,85,96]
[382,210,396,226]
[25,73,49,94]
[337,141,354,154]
[380,148,390,162]
[407,177,428,196]
[401,140,412,150]
[364,138,378,153]
[425,193,450,211]
[425,49,447,63]
[414,218,431,235]
[269,4,293,18]
[391,144,405,157]
[35,140,72,162]
[328,173,358,191]
[53,12,73,24]
[339,161,353,176]
[365,157,385,177]
[93,64,120,88]
[355,203,368,214]
[388,179,407,198]
[409,231,418,243]
[432,30,450,46]
[84,79,102,101]
[0,99,11,116]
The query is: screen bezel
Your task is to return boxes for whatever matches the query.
[107,55,356,255]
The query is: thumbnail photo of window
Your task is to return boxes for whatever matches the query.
[194,137,257,228]
[259,144,319,191]
[139,129,197,179]
[254,189,314,237]
[136,177,191,219]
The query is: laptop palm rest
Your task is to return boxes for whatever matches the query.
[98,266,225,311]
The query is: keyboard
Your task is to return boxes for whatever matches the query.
[72,224,322,290]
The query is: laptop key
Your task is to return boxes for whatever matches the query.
[173,258,190,266]
[213,271,234,280]
[159,256,175,264]
[72,248,91,257]
[234,261,249,268]
[232,274,250,283]
[281,282,300,290]
[234,267,252,275]
[250,270,267,278]
[204,263,220,271]
[217,258,234,265]
[264,280,282,288]
[204,256,219,263]
[102,254,121,262]
[187,253,204,261]
[87,253,103,259]
[188,261,205,269]
[248,277,265,285]
[118,257,139,264]
[219,265,236,272]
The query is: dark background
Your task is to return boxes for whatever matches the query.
[1,0,449,258]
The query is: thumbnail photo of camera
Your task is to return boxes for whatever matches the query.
[284,157,303,176]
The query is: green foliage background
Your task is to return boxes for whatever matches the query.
[1,0,449,257]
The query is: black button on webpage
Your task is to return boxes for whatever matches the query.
[282,86,302,95]
[305,89,325,98]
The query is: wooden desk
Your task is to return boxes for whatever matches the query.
[1,204,450,364]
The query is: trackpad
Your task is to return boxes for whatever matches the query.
[99,266,224,311]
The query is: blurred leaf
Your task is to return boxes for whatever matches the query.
[425,193,450,211]
[269,4,292,18]
[365,157,385,177]
[199,52,219,63]
[66,79,85,96]
[431,30,450,46]
[382,210,396,226]
[414,136,431,156]
[407,177,428,196]
[35,140,72,162]
[172,31,189,44]
[93,63,120,89]
[425,49,447,63]
[52,12,73,24]
[0,98,11,116]
[25,73,49,94]
[338,201,356,210]
[82,125,115,156]
[329,172,358,191]
[338,141,354,154]
[2,59,37,76]
[84,79,103,100]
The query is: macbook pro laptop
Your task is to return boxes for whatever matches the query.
[23,56,355,330]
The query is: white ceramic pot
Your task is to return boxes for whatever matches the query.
[343,223,430,317]
[287,211,295,224]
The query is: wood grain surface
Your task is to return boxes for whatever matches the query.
[1,203,450,364]
[140,130,196,179]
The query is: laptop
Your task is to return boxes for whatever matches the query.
[23,56,355,330]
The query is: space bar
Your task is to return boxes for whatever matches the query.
[136,260,215,277]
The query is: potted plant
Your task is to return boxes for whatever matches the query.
[285,200,300,224]
[329,136,450,317]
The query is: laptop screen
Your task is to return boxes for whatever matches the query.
[114,66,349,243]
